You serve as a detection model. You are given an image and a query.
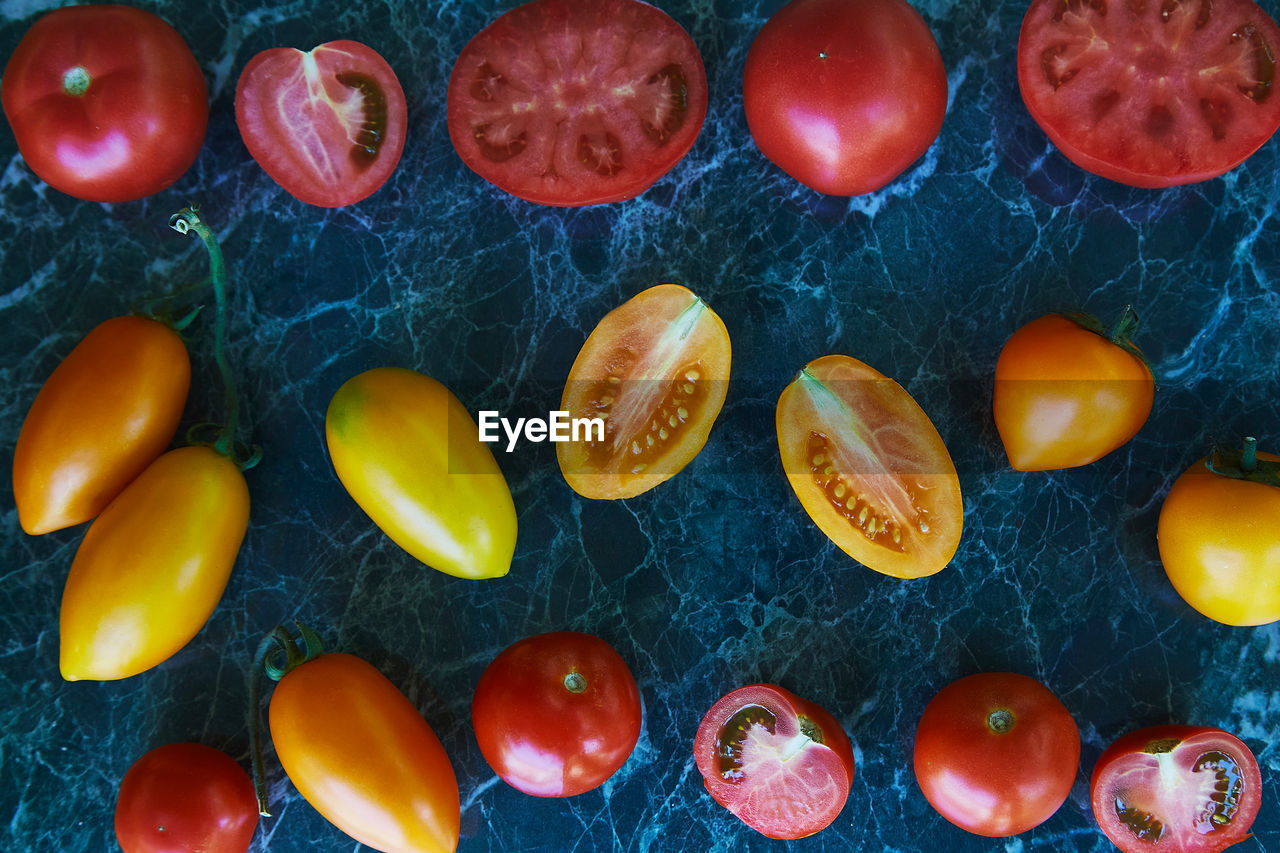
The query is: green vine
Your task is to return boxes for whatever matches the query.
[1205,437,1280,487]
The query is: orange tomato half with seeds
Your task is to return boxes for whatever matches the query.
[776,354,963,578]
[557,284,731,499]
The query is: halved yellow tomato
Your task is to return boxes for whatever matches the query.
[776,354,963,579]
[325,367,517,579]
[60,445,249,681]
[557,283,731,499]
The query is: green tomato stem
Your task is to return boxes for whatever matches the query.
[1058,305,1157,384]
[1205,436,1280,486]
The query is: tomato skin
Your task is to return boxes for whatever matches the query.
[1157,450,1280,626]
[557,284,731,499]
[114,742,258,853]
[0,5,208,203]
[993,314,1154,471]
[269,652,460,853]
[743,0,947,196]
[693,683,854,840]
[1090,725,1262,853]
[472,632,642,797]
[326,367,517,579]
[235,40,408,207]
[13,316,190,535]
[59,446,249,681]
[776,354,963,579]
[913,673,1080,837]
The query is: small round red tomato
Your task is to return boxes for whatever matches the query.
[993,310,1154,471]
[235,40,407,207]
[13,315,190,536]
[743,0,947,196]
[693,683,854,840]
[472,631,642,797]
[446,0,708,206]
[1,5,207,202]
[1018,0,1280,187]
[1090,725,1262,853]
[913,672,1080,837]
[115,742,257,853]
[1157,438,1280,626]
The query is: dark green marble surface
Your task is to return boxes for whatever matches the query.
[1,0,1278,850]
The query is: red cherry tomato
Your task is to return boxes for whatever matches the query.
[693,683,854,840]
[446,0,708,206]
[1017,0,1280,187]
[471,631,642,797]
[1090,725,1262,853]
[235,40,407,207]
[114,742,257,853]
[1,5,208,202]
[913,672,1080,837]
[743,0,947,196]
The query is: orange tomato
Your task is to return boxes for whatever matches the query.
[59,445,248,681]
[269,652,460,853]
[557,283,731,499]
[14,315,190,534]
[776,354,963,578]
[993,312,1154,471]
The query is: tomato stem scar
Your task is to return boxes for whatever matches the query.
[61,65,90,97]
[987,708,1015,734]
[564,671,588,693]
[1206,436,1280,486]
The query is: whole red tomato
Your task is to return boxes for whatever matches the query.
[693,683,855,839]
[472,631,642,797]
[114,742,257,853]
[913,672,1080,837]
[1,5,208,202]
[1090,725,1261,853]
[743,0,947,196]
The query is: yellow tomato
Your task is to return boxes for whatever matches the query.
[325,367,517,579]
[1157,446,1280,626]
[60,445,249,681]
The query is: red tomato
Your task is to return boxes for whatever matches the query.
[114,742,257,853]
[471,632,642,797]
[446,0,708,206]
[235,40,407,207]
[693,684,854,840]
[1017,0,1280,187]
[1090,725,1262,853]
[270,652,460,853]
[743,0,948,196]
[913,672,1080,837]
[0,5,207,202]
[13,315,190,535]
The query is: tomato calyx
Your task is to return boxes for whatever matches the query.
[1057,306,1157,383]
[1206,436,1280,487]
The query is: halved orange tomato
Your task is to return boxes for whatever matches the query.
[557,284,731,499]
[776,354,963,578]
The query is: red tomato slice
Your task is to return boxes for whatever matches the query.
[446,0,708,206]
[693,684,854,840]
[1017,0,1280,187]
[235,40,407,207]
[1090,725,1262,853]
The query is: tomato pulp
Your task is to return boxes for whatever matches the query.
[446,0,708,205]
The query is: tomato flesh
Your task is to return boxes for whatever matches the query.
[558,284,731,499]
[1018,0,1280,187]
[776,355,963,578]
[446,0,708,205]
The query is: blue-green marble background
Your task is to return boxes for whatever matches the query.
[2,0,1279,850]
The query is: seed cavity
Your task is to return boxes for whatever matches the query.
[716,704,776,782]
[808,432,924,552]
[639,64,689,145]
[1193,751,1245,831]
[336,72,388,168]
[583,359,706,470]
[1231,24,1276,103]
[578,130,624,176]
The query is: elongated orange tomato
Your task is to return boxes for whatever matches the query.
[59,445,248,681]
[776,354,963,578]
[326,367,517,579]
[14,315,190,534]
[557,283,731,499]
[269,652,460,853]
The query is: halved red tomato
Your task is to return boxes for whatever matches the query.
[557,283,730,499]
[1017,0,1280,187]
[235,40,407,207]
[446,0,708,206]
[776,354,963,578]
[693,684,854,840]
[1090,725,1262,853]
